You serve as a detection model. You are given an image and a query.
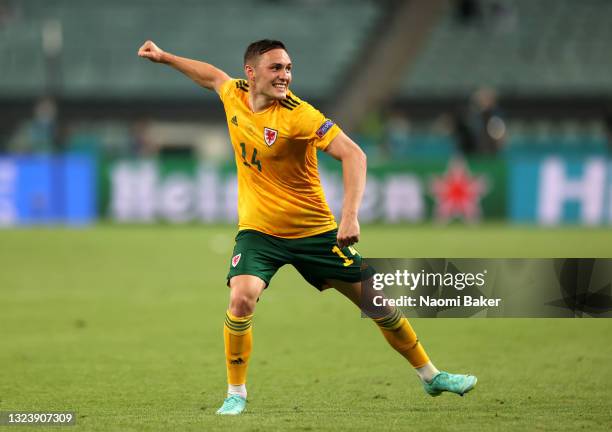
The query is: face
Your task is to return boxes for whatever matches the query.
[245,48,292,100]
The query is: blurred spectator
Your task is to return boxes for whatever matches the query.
[385,111,411,158]
[130,120,155,157]
[7,97,57,154]
[486,0,517,33]
[454,87,506,155]
[32,97,58,152]
[451,111,474,155]
[604,110,612,153]
[455,0,482,25]
[455,0,516,33]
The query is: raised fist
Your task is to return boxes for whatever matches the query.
[138,40,165,63]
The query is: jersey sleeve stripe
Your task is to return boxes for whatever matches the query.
[235,80,250,92]
[285,95,300,106]
[279,100,295,110]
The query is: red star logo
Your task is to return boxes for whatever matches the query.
[430,159,488,222]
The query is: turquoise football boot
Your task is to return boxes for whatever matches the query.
[423,371,477,397]
[216,394,247,415]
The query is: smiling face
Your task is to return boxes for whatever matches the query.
[245,48,292,100]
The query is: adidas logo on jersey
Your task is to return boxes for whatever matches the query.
[231,115,238,126]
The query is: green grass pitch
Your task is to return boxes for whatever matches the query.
[1,224,611,431]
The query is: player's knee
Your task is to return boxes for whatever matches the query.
[228,275,265,316]
[229,292,257,316]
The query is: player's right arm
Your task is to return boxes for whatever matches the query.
[137,40,230,95]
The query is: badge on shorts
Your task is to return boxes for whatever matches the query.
[231,253,242,268]
[263,127,278,146]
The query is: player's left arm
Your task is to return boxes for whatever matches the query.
[137,40,230,95]
[324,131,367,248]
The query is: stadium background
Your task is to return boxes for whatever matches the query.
[1,1,611,431]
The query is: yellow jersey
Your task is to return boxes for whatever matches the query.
[219,78,340,238]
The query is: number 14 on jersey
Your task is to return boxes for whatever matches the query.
[240,142,262,172]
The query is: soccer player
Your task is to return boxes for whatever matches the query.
[138,39,477,415]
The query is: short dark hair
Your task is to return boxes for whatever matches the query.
[244,39,287,65]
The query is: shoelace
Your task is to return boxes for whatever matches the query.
[223,395,244,409]
[435,373,469,389]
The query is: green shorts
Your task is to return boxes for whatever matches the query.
[226,229,371,290]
